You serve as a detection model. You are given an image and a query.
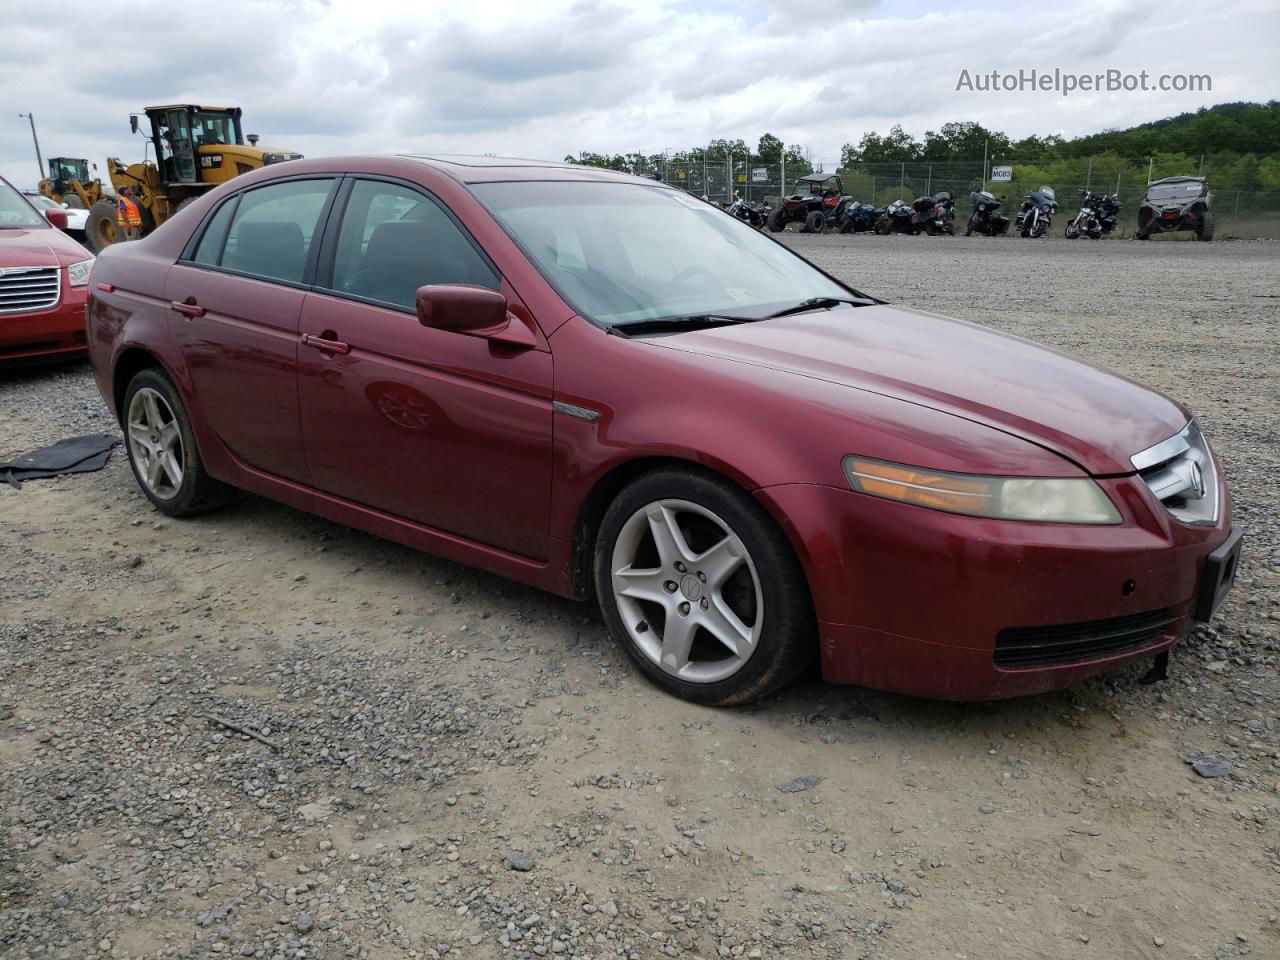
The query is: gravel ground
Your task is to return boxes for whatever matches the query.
[1,236,1277,960]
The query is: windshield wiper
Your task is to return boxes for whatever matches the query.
[608,314,759,337]
[763,296,877,319]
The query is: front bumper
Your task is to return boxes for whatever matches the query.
[757,475,1234,700]
[0,286,89,366]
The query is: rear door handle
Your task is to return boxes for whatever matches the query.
[301,333,350,355]
[170,300,205,317]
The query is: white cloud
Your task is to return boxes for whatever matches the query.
[1,0,1275,189]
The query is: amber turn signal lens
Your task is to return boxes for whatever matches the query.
[842,456,1122,525]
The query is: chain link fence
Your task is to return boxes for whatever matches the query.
[647,153,1280,238]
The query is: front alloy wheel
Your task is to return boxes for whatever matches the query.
[611,499,762,683]
[594,467,815,705]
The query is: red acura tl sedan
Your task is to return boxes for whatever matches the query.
[1,176,94,365]
[84,155,1241,704]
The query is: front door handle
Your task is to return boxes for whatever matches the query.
[301,332,350,355]
[170,300,204,317]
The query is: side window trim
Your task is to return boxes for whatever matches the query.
[179,193,240,264]
[311,174,502,314]
[175,175,341,290]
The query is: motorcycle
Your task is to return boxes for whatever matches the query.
[838,201,880,233]
[1064,190,1120,239]
[1015,185,1058,238]
[966,190,1010,236]
[912,192,955,235]
[725,192,771,229]
[874,199,919,235]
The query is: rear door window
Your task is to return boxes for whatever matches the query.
[327,179,498,311]
[218,179,336,284]
[191,198,237,266]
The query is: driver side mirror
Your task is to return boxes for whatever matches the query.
[129,115,139,135]
[44,208,68,230]
[415,284,536,348]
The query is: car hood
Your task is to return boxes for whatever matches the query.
[649,304,1188,475]
[0,227,88,268]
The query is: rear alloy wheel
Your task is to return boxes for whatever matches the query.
[594,467,815,705]
[123,368,230,516]
[803,210,826,234]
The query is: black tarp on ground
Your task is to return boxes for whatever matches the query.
[0,434,120,489]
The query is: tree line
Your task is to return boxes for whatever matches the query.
[567,101,1280,192]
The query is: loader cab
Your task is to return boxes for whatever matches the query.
[47,157,90,194]
[134,105,244,186]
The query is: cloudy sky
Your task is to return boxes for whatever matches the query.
[3,0,1277,188]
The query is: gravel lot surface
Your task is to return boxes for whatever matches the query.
[1,236,1277,960]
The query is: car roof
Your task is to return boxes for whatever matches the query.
[1148,176,1205,185]
[397,154,658,185]
[796,172,839,182]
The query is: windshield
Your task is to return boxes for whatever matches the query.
[473,181,850,327]
[1147,181,1203,201]
[0,180,47,229]
[50,159,88,181]
[192,110,238,146]
[25,194,57,211]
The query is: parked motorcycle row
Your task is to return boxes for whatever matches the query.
[720,176,1125,240]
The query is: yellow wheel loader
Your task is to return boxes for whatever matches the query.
[38,157,105,210]
[85,104,303,253]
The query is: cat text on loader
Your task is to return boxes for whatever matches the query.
[84,105,303,253]
[38,157,105,210]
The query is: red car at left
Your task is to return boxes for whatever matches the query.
[0,175,94,366]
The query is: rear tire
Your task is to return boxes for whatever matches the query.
[767,209,787,233]
[85,199,119,253]
[803,210,825,234]
[594,466,816,706]
[122,368,231,517]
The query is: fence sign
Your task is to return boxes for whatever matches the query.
[751,167,769,182]
[991,165,1013,182]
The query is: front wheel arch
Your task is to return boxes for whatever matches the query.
[591,463,818,704]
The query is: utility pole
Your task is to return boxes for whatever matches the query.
[1085,156,1093,192]
[981,138,988,191]
[18,112,44,181]
[1147,156,1154,185]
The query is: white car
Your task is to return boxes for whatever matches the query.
[24,192,90,235]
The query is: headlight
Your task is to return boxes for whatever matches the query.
[842,456,1122,525]
[67,258,95,287]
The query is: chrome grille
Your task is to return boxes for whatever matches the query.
[0,266,60,315]
[1132,419,1219,525]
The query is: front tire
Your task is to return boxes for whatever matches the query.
[767,209,787,233]
[803,210,825,234]
[123,368,231,517]
[594,467,815,705]
[1197,209,1215,241]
